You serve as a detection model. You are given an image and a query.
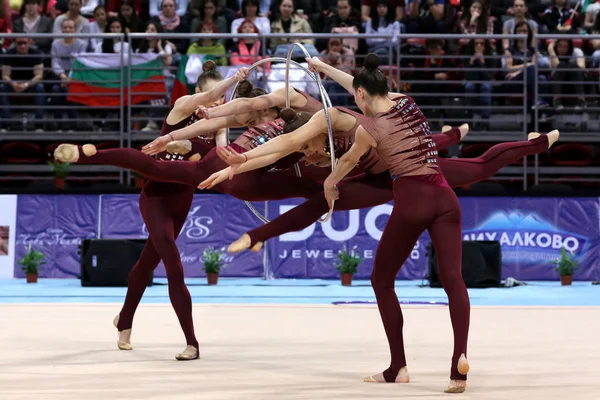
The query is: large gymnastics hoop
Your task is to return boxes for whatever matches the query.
[229,46,337,224]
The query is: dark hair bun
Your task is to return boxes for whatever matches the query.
[280,108,297,123]
[363,53,380,70]
[236,80,254,97]
[202,60,217,72]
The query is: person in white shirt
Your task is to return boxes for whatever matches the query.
[94,17,130,55]
[89,5,107,51]
[230,0,271,41]
[52,0,91,34]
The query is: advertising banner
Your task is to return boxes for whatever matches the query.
[0,195,18,278]
[14,195,99,278]
[266,197,600,281]
[100,194,265,278]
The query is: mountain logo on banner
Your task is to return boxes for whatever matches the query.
[463,211,588,261]
[141,206,214,240]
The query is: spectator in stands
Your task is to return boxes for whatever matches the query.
[0,0,12,49]
[547,39,586,111]
[150,0,189,54]
[504,20,548,108]
[463,38,495,126]
[189,0,238,25]
[50,18,87,131]
[150,0,189,16]
[363,0,402,62]
[230,19,266,65]
[81,0,98,16]
[89,5,107,50]
[361,0,404,22]
[53,0,91,34]
[119,0,144,33]
[412,39,454,120]
[405,0,446,34]
[293,0,325,32]
[0,37,46,132]
[12,0,53,54]
[230,0,270,39]
[236,0,269,15]
[187,20,227,65]
[322,0,361,53]
[584,0,600,30]
[270,0,319,58]
[319,36,355,105]
[457,0,496,48]
[94,17,130,53]
[137,21,175,131]
[590,16,600,66]
[190,0,228,37]
[42,0,58,19]
[502,0,537,51]
[106,0,147,20]
[542,0,577,34]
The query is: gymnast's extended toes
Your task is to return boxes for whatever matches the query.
[444,379,467,393]
[364,367,409,383]
[54,144,79,163]
[228,234,252,253]
[175,345,200,361]
[113,315,132,350]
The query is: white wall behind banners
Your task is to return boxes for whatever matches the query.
[0,195,18,278]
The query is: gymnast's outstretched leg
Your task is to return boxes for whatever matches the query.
[440,130,559,187]
[54,144,215,186]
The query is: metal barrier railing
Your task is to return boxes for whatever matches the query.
[1,32,600,189]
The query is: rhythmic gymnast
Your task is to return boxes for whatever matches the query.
[325,54,472,393]
[206,109,557,253]
[107,60,243,361]
[141,79,324,157]
[209,54,479,392]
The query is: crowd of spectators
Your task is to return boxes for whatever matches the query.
[1,0,600,132]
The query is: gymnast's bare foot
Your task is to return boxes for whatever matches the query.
[444,380,467,393]
[228,234,263,253]
[113,315,132,351]
[54,144,97,163]
[175,345,200,361]
[364,367,409,383]
[528,129,559,149]
[166,140,193,155]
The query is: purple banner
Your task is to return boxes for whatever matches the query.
[100,194,265,278]
[267,197,600,281]
[13,195,600,281]
[15,195,99,278]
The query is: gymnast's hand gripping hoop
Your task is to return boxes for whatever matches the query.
[229,44,338,224]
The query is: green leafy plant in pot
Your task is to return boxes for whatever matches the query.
[335,245,363,286]
[552,247,579,286]
[202,246,226,285]
[48,160,70,190]
[19,245,46,283]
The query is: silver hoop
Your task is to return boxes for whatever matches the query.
[230,47,338,224]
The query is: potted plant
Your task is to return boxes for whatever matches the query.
[19,245,46,283]
[335,245,363,286]
[48,160,70,189]
[202,246,226,285]
[552,247,579,286]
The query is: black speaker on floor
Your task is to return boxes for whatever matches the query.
[427,240,502,288]
[79,239,152,287]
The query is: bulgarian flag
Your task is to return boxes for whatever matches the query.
[68,53,167,107]
[170,54,194,106]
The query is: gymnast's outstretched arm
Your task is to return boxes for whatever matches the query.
[324,126,376,207]
[199,151,291,189]
[142,115,243,156]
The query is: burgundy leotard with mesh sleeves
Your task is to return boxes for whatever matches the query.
[360,96,448,187]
